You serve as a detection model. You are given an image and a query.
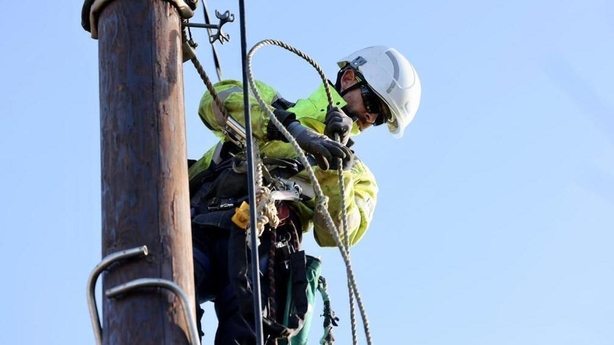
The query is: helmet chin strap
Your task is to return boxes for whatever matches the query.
[340,105,359,123]
[335,69,365,97]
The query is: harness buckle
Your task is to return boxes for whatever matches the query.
[207,197,241,211]
[275,235,294,270]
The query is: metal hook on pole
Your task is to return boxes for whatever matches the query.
[106,278,201,345]
[86,245,149,345]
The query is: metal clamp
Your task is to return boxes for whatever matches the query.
[87,245,149,345]
[183,10,235,44]
[106,278,201,345]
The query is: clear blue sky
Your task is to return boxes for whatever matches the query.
[1,0,613,344]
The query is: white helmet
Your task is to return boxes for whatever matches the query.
[338,46,421,138]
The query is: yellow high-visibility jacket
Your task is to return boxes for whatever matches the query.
[189,80,378,247]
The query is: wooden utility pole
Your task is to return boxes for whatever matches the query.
[95,0,194,343]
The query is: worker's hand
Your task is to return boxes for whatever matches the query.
[330,149,355,171]
[324,107,353,146]
[288,122,351,170]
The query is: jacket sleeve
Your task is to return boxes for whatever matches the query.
[198,80,278,143]
[281,84,376,247]
[310,157,378,247]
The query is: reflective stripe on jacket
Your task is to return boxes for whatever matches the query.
[188,80,378,247]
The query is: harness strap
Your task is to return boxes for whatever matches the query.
[286,251,308,330]
[188,141,239,197]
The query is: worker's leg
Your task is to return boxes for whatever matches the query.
[213,226,273,345]
[192,226,231,339]
[214,285,258,345]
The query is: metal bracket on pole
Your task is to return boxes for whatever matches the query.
[86,245,149,345]
[183,10,235,44]
[106,278,201,345]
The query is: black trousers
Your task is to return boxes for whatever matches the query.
[192,209,275,345]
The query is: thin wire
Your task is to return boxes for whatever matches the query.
[201,0,223,81]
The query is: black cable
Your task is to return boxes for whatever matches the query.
[238,0,265,344]
[202,0,224,81]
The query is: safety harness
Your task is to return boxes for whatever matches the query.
[188,143,323,343]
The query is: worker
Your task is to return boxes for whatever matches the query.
[189,45,421,344]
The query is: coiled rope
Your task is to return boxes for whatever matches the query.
[246,39,373,345]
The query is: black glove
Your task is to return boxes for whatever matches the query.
[267,109,297,142]
[329,149,355,171]
[287,122,351,170]
[324,107,353,146]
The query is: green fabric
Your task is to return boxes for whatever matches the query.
[280,255,322,345]
[188,80,379,247]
